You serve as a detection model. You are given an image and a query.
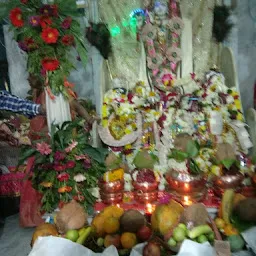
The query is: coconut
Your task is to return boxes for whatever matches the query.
[215,143,236,162]
[120,209,146,233]
[133,149,158,169]
[174,133,193,152]
[55,200,88,234]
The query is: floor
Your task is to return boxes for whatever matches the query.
[0,214,34,256]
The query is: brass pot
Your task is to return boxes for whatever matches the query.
[213,173,244,197]
[165,170,207,202]
[134,190,158,203]
[100,191,123,204]
[98,179,124,193]
[132,180,159,192]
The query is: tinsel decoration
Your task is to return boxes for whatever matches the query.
[213,5,233,43]
[86,23,112,59]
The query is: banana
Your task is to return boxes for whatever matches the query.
[222,189,235,224]
[76,226,92,245]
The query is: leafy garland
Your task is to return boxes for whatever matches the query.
[19,119,108,214]
[1,0,87,98]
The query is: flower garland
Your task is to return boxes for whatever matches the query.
[5,0,87,98]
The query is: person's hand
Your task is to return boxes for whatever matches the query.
[39,104,46,115]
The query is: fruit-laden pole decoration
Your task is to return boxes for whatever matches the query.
[1,0,87,99]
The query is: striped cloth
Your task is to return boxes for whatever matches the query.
[0,90,40,118]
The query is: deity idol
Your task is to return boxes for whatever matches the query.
[98,0,253,193]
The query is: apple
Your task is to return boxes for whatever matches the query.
[137,226,152,242]
[104,234,121,248]
[143,242,161,256]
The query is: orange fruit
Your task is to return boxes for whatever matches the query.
[120,232,137,249]
[224,224,239,236]
[103,217,120,234]
[91,213,105,237]
[102,206,124,219]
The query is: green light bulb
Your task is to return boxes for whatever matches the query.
[110,26,121,37]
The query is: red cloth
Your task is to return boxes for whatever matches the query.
[19,157,44,227]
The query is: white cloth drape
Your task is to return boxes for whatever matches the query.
[3,25,29,98]
[45,90,71,133]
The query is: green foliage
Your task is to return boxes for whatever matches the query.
[19,119,107,213]
[2,0,87,98]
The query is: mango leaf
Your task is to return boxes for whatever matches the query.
[168,149,188,162]
[186,140,200,158]
[221,159,236,170]
[18,147,36,166]
[189,159,201,175]
[84,145,108,164]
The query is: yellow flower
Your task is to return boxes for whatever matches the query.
[234,99,242,110]
[236,112,244,121]
[213,106,220,111]
[210,85,217,91]
[125,144,132,149]
[200,125,207,132]
[149,91,156,97]
[102,105,108,118]
[102,119,108,127]
[231,91,238,97]
[125,127,132,134]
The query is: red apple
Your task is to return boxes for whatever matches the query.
[143,242,161,256]
[137,226,152,241]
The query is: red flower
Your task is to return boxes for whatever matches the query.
[61,34,74,46]
[10,8,24,27]
[73,195,85,202]
[66,160,76,169]
[41,27,59,43]
[20,0,28,4]
[61,17,72,29]
[57,173,70,182]
[54,164,66,172]
[40,4,58,17]
[41,58,60,71]
[39,16,52,28]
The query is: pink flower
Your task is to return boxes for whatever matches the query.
[167,17,184,35]
[161,72,174,87]
[166,47,181,62]
[66,160,76,169]
[36,142,52,155]
[147,53,164,70]
[141,23,157,41]
[65,140,78,153]
[54,164,66,172]
[75,154,90,161]
[57,173,70,182]
[83,158,91,169]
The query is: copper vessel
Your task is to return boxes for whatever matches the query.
[98,179,124,193]
[134,190,158,203]
[132,180,159,192]
[100,192,123,204]
[213,173,244,197]
[165,170,207,202]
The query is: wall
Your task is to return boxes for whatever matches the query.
[226,0,256,112]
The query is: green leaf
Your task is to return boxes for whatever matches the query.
[221,159,236,170]
[168,149,188,162]
[189,159,201,175]
[186,140,200,158]
[18,148,36,166]
[84,145,108,164]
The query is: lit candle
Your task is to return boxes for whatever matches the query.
[184,183,190,192]
[183,196,192,206]
[116,204,120,208]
